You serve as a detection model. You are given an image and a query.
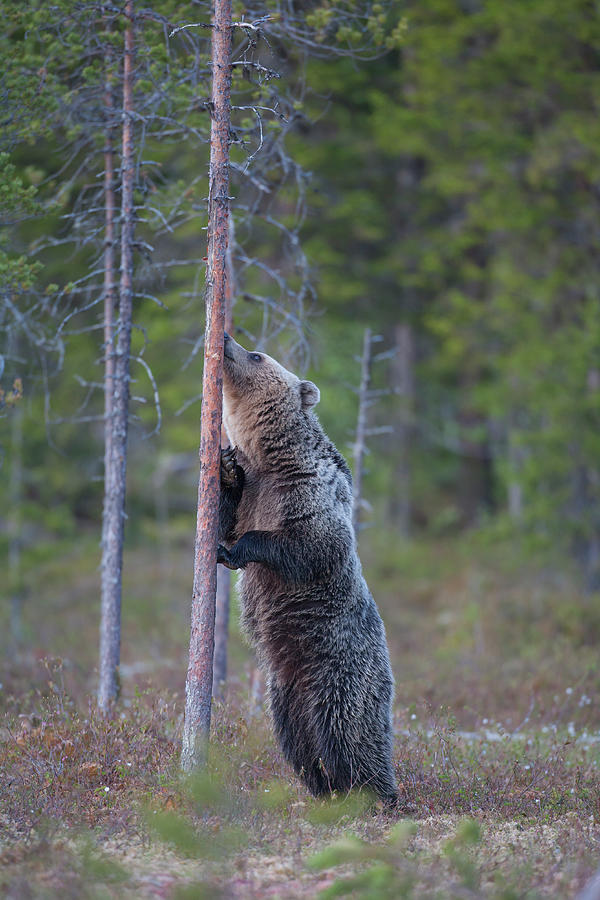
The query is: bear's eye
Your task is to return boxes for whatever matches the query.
[250,353,262,362]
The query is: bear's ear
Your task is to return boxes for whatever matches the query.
[300,380,320,410]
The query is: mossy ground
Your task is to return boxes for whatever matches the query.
[1,530,599,897]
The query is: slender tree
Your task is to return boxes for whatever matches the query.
[99,27,118,703]
[181,0,232,769]
[98,0,136,713]
[352,327,372,532]
[8,396,24,653]
[102,24,117,497]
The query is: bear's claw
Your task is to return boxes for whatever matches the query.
[217,544,238,570]
[220,446,238,487]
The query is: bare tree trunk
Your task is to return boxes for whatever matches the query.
[389,322,414,536]
[352,327,372,533]
[213,218,235,700]
[99,43,118,679]
[181,0,232,770]
[102,31,116,497]
[507,437,524,522]
[99,1,135,713]
[9,401,23,654]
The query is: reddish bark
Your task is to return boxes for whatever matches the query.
[99,0,135,713]
[182,0,233,769]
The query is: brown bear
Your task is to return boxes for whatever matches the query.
[218,332,398,806]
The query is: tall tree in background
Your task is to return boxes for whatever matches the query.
[98,0,136,712]
[8,374,24,652]
[352,327,372,532]
[101,13,117,575]
[1,1,217,704]
[181,0,232,770]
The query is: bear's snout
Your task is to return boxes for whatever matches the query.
[224,332,235,360]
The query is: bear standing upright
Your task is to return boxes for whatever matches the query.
[218,333,398,806]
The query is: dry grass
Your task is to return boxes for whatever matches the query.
[2,532,600,897]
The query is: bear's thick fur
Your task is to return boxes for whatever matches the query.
[218,333,398,805]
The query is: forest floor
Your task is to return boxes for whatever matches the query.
[1,528,600,898]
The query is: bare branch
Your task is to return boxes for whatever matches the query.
[133,353,162,438]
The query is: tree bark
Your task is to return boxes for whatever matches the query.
[507,437,524,522]
[99,1,135,713]
[102,45,116,504]
[9,400,23,654]
[213,218,235,700]
[352,327,372,533]
[182,0,232,770]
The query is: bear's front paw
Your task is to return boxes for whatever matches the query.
[220,446,239,488]
[217,544,239,570]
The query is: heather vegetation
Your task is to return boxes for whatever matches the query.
[2,0,600,896]
[2,535,599,896]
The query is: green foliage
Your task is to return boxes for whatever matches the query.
[148,801,248,861]
[0,152,42,292]
[2,537,600,896]
[303,789,375,825]
[443,818,482,891]
[309,818,486,899]
[287,0,600,583]
[77,839,130,888]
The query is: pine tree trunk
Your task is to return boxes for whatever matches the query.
[9,401,23,655]
[352,327,372,533]
[507,438,524,522]
[102,27,116,496]
[181,0,233,770]
[99,1,135,713]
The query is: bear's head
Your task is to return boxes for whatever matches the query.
[222,333,320,462]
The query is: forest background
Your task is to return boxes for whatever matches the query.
[2,0,600,897]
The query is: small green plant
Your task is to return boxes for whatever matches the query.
[307,818,504,899]
[308,820,417,898]
[443,818,482,892]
